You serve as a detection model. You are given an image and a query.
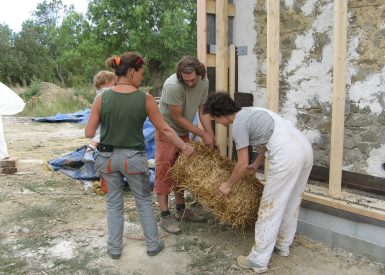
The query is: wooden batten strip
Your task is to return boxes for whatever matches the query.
[303,192,385,222]
[329,0,348,196]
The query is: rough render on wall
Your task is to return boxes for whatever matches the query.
[246,0,385,177]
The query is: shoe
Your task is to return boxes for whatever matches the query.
[274,247,290,257]
[108,252,121,259]
[82,148,95,163]
[237,255,268,274]
[147,240,165,256]
[159,215,182,235]
[175,208,205,222]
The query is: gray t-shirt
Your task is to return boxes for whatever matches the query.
[232,107,275,150]
[159,74,209,136]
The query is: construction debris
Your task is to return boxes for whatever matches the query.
[0,157,17,174]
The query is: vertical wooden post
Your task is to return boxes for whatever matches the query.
[228,44,236,160]
[267,0,280,112]
[197,0,207,66]
[329,0,348,196]
[266,0,280,176]
[197,0,207,134]
[216,0,229,157]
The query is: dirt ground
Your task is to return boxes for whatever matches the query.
[1,116,384,275]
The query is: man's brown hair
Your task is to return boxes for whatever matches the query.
[176,56,206,81]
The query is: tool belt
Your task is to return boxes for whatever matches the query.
[97,144,113,152]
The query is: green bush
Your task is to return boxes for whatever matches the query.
[73,85,96,104]
[21,79,41,101]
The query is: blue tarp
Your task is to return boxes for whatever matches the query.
[44,110,199,187]
[47,117,156,187]
[48,145,99,180]
[33,109,91,123]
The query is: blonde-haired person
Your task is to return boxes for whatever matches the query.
[85,52,194,259]
[82,70,117,163]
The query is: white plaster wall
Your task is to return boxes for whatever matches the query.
[281,2,334,145]
[233,0,385,176]
[233,0,262,106]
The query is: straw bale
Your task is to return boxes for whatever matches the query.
[170,143,264,229]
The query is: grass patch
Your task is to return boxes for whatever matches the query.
[8,200,67,233]
[20,206,56,221]
[18,82,92,117]
[21,179,61,193]
[22,181,43,193]
[175,237,233,273]
[15,235,54,251]
[52,251,106,274]
[0,255,28,273]
[20,93,90,117]
[44,179,59,187]
[175,237,211,252]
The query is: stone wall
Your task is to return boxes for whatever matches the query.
[253,0,385,177]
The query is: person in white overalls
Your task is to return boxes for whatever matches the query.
[203,92,313,274]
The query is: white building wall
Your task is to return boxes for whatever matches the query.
[233,0,265,107]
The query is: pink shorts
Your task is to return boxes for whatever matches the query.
[154,130,189,195]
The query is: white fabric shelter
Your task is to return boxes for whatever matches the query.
[0,82,25,159]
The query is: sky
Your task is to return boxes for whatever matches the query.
[0,0,89,32]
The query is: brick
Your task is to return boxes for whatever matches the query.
[0,158,17,168]
[0,167,17,174]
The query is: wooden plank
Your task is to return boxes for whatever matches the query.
[303,192,385,222]
[197,0,207,67]
[215,0,229,157]
[196,0,208,135]
[329,0,348,196]
[266,0,280,112]
[228,45,236,160]
[265,0,280,176]
[207,0,235,16]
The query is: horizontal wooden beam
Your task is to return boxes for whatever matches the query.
[207,0,235,16]
[303,191,385,222]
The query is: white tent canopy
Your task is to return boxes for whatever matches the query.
[0,82,25,159]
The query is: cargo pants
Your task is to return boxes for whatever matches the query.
[95,148,161,255]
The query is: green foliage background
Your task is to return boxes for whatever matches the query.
[0,0,197,94]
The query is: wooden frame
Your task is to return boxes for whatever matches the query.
[196,0,384,221]
[197,0,207,67]
[328,0,348,196]
[267,0,280,113]
[228,44,236,160]
[215,0,229,157]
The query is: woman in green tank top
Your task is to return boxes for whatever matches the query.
[85,52,194,260]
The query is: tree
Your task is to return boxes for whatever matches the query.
[13,23,56,85]
[88,0,197,91]
[0,24,17,84]
[31,0,75,84]
[58,12,107,85]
